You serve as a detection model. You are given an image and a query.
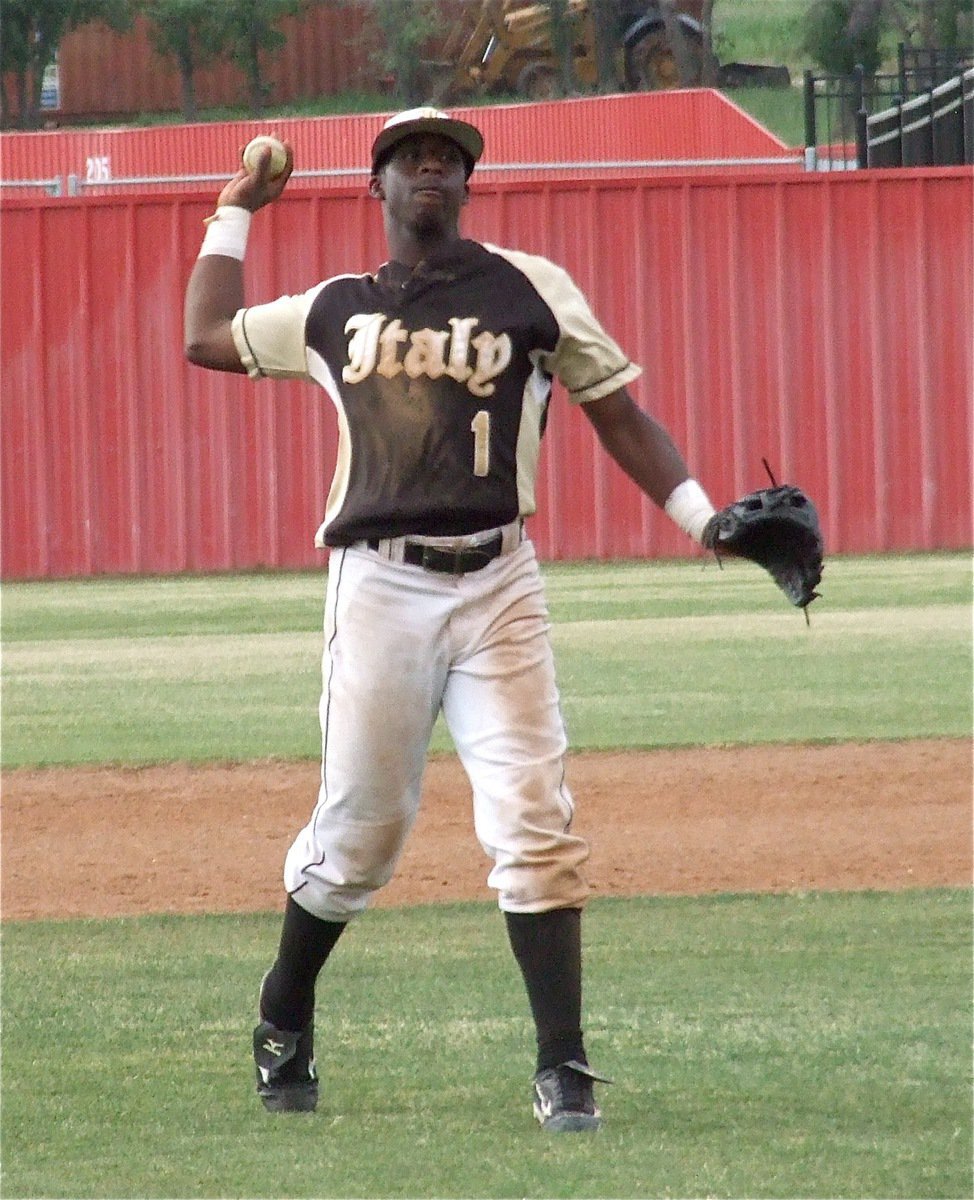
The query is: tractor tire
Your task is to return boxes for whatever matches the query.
[516,62,561,102]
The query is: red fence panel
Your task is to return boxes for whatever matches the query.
[0,91,798,195]
[2,168,971,579]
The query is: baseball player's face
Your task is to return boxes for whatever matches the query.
[370,134,470,240]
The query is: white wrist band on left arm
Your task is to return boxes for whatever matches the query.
[198,206,252,260]
[664,478,716,544]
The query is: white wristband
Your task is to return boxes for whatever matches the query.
[198,206,252,260]
[664,478,716,544]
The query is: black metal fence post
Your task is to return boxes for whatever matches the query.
[856,107,868,167]
[853,63,865,112]
[853,64,866,167]
[804,69,817,170]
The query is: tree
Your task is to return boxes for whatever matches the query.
[139,0,228,122]
[658,0,698,85]
[546,0,579,96]
[0,0,130,129]
[698,0,718,86]
[589,0,620,92]
[366,0,440,106]
[218,0,306,116]
[804,0,973,80]
[806,1,973,74]
[802,0,885,75]
[904,0,972,48]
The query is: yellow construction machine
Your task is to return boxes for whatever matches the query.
[426,0,712,103]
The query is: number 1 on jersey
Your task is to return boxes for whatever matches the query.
[471,410,490,477]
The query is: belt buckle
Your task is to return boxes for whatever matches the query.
[414,533,502,575]
[418,543,457,574]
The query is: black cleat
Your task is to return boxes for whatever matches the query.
[253,1019,318,1113]
[532,1060,612,1132]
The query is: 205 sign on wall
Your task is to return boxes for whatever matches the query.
[85,156,111,183]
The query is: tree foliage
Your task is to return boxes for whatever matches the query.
[0,0,130,128]
[802,0,885,74]
[366,0,440,105]
[804,0,973,75]
[217,0,307,116]
[139,0,228,122]
[881,0,973,46]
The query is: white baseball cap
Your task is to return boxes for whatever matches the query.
[370,107,485,176]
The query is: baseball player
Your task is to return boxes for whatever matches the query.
[184,107,717,1132]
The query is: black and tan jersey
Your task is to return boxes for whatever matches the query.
[231,238,641,546]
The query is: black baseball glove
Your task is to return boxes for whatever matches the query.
[702,464,824,615]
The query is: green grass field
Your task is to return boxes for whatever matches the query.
[2,892,970,1199]
[2,552,972,1197]
[3,553,970,767]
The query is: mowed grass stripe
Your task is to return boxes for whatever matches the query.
[4,600,970,765]
[3,552,969,642]
[6,600,967,676]
[5,630,320,679]
[556,602,969,640]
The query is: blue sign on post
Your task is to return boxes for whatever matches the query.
[40,56,61,110]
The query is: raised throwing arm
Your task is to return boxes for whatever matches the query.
[183,141,294,373]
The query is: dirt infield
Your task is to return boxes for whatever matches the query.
[2,739,970,922]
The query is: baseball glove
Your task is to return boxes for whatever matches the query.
[702,462,824,616]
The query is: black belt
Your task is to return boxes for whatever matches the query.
[366,532,504,575]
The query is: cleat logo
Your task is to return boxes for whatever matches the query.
[535,1088,554,1119]
[262,1038,285,1057]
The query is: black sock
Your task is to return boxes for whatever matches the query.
[504,907,588,1072]
[259,896,347,1031]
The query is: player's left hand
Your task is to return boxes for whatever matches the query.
[702,466,824,614]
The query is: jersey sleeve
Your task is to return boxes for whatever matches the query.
[486,246,642,404]
[230,282,326,380]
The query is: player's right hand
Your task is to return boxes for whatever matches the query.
[214,141,294,212]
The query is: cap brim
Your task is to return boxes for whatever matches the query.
[371,117,484,174]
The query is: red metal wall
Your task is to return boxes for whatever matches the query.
[2,168,971,579]
[1,91,796,192]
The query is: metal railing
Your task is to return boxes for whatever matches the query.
[0,154,805,199]
[898,43,974,94]
[0,176,65,196]
[803,43,974,170]
[864,67,972,168]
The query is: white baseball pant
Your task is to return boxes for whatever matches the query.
[284,535,590,919]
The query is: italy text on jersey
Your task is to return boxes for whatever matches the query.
[342,313,512,397]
